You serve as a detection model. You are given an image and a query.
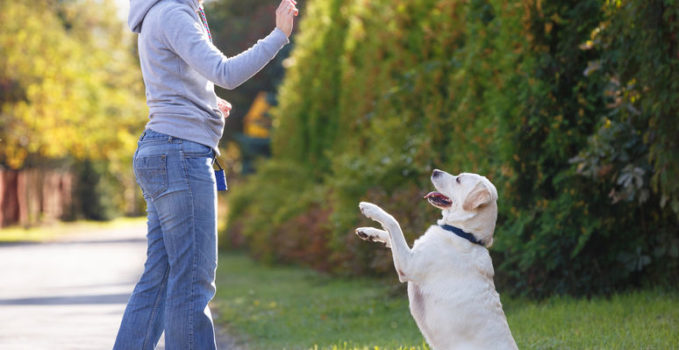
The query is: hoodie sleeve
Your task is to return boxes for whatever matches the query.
[161,7,289,90]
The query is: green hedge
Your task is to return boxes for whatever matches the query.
[226,0,679,296]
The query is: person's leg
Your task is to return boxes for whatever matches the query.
[151,139,218,350]
[114,162,170,349]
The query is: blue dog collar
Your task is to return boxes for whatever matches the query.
[439,224,485,246]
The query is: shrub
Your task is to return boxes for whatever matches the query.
[73,159,120,221]
[225,0,679,296]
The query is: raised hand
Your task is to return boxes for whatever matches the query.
[275,0,299,37]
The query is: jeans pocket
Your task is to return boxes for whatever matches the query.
[182,141,213,158]
[134,154,169,199]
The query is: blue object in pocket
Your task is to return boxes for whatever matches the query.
[213,158,228,191]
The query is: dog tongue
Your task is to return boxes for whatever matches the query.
[424,191,441,199]
[424,191,453,207]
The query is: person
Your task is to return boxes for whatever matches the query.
[114,0,298,349]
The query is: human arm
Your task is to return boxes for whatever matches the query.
[162,2,297,89]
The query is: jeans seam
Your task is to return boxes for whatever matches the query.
[141,267,169,350]
[180,149,197,350]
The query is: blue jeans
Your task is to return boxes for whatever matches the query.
[114,129,218,350]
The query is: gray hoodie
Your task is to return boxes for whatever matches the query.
[129,0,288,151]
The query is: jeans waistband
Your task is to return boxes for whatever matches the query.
[138,129,215,160]
[140,129,176,142]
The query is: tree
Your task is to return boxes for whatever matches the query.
[0,0,147,220]
[0,0,146,170]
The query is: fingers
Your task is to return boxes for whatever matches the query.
[217,98,232,119]
[219,106,231,119]
[277,0,298,17]
[275,0,298,37]
[288,0,298,16]
[220,100,232,111]
[217,98,232,110]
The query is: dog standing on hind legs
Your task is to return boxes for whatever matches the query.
[356,169,517,350]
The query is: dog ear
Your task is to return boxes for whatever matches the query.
[463,182,493,211]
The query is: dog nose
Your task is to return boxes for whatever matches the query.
[432,169,443,178]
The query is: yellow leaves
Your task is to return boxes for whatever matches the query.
[606,0,624,8]
[345,15,366,53]
[629,93,638,104]
[544,22,553,35]
[501,164,514,178]
[534,0,543,18]
[0,0,145,169]
[396,2,408,15]
[604,118,612,129]
[2,143,29,170]
[580,40,595,50]
[549,13,564,24]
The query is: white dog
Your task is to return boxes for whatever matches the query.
[356,169,517,350]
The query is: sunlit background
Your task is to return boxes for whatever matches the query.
[1,0,678,349]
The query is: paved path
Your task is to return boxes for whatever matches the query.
[0,223,241,350]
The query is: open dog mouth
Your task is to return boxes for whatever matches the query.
[424,191,452,209]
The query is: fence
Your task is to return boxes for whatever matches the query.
[0,168,74,228]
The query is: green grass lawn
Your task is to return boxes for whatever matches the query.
[0,217,146,243]
[214,252,679,350]
[214,252,427,350]
[507,292,679,349]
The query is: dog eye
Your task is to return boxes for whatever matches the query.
[456,177,461,184]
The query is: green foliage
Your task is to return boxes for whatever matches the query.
[569,0,679,212]
[272,0,349,175]
[73,159,120,221]
[224,159,331,266]
[226,0,679,296]
[599,0,679,213]
[494,0,679,296]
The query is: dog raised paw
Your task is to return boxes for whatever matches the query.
[355,227,390,247]
[359,202,387,220]
[356,227,371,240]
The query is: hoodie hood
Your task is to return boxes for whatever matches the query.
[128,0,199,33]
